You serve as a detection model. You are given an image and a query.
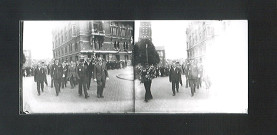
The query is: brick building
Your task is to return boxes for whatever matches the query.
[52,21,133,62]
[138,22,152,41]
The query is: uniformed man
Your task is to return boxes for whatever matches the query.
[51,59,63,96]
[93,57,109,98]
[77,58,89,99]
[34,62,47,96]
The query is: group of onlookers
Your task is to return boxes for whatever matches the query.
[106,60,128,70]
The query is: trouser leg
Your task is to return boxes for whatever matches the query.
[78,79,82,95]
[70,76,74,87]
[37,82,40,95]
[189,80,194,96]
[82,81,88,97]
[87,77,91,89]
[148,81,152,99]
[51,77,54,87]
[144,82,150,100]
[97,80,102,96]
[41,81,44,92]
[176,81,179,92]
[172,82,176,94]
[64,77,67,87]
[97,86,101,96]
[61,78,64,88]
[54,79,59,95]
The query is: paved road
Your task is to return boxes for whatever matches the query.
[135,75,248,113]
[22,66,134,113]
[21,66,247,114]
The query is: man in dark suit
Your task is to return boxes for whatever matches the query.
[34,62,47,96]
[61,62,68,88]
[169,62,182,96]
[93,57,109,98]
[77,58,89,99]
[51,59,63,96]
[85,58,94,90]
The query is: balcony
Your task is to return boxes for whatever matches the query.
[91,29,105,36]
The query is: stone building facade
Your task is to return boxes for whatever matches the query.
[186,21,227,62]
[52,21,133,62]
[138,22,152,41]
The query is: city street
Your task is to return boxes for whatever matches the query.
[22,66,134,113]
[135,75,248,113]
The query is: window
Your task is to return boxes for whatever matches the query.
[72,24,77,37]
[75,43,78,51]
[114,41,117,49]
[65,46,67,53]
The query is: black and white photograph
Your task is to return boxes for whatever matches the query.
[134,20,248,113]
[20,20,248,114]
[21,20,134,113]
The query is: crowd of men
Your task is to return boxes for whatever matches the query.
[138,59,211,102]
[31,57,109,99]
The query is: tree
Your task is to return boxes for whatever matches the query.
[132,39,160,66]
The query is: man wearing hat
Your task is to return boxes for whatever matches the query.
[93,57,109,98]
[34,62,47,96]
[84,57,94,90]
[51,59,63,96]
[169,62,182,96]
[77,57,89,98]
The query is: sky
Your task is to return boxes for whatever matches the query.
[23,20,189,60]
[135,20,189,60]
[23,21,55,60]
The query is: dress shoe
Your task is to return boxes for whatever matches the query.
[100,95,104,98]
[85,95,89,99]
